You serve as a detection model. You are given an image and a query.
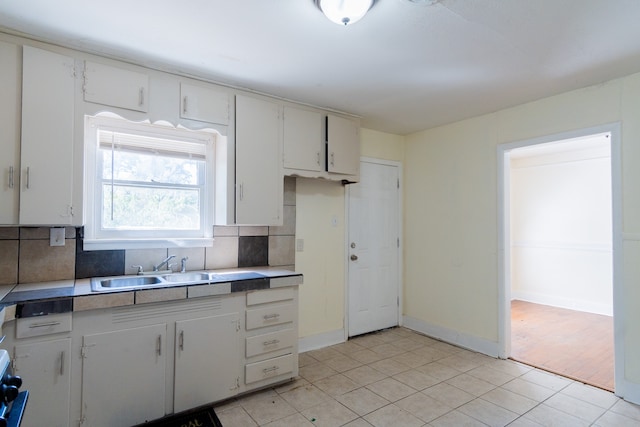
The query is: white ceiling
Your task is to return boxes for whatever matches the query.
[2,0,640,135]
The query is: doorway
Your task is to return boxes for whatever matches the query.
[498,125,622,394]
[346,158,401,337]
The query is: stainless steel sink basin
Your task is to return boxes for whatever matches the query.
[162,272,211,283]
[210,271,267,282]
[91,275,166,291]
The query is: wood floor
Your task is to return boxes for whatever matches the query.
[510,300,614,391]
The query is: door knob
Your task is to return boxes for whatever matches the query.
[350,254,358,261]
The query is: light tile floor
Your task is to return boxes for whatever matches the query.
[214,327,640,426]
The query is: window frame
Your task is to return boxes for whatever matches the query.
[83,114,217,250]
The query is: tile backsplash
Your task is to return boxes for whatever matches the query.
[0,178,296,285]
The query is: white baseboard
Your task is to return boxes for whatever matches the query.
[403,315,500,358]
[298,328,345,353]
[512,290,613,316]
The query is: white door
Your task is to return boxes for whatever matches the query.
[348,160,400,337]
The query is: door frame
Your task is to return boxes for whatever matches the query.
[345,157,403,341]
[497,122,623,395]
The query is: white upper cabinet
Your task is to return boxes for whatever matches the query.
[235,95,283,225]
[20,46,75,225]
[327,114,360,176]
[282,109,360,181]
[180,82,229,125]
[83,61,149,112]
[0,41,21,224]
[283,106,323,172]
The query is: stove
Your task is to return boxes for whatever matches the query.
[0,350,27,427]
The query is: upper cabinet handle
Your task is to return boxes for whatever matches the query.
[8,166,14,189]
[183,96,188,114]
[25,167,30,189]
[330,152,335,167]
[139,87,145,106]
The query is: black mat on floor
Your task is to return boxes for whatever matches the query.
[133,407,222,427]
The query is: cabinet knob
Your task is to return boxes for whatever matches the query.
[350,254,358,261]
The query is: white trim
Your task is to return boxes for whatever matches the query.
[345,157,403,339]
[497,123,625,396]
[298,329,345,353]
[403,315,500,357]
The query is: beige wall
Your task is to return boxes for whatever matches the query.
[404,72,640,396]
[296,128,405,341]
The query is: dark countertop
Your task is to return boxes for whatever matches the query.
[0,268,303,321]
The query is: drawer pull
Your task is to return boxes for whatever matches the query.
[28,321,61,329]
[262,366,279,376]
[263,339,280,346]
[263,313,280,320]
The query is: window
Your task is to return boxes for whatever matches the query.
[84,114,217,249]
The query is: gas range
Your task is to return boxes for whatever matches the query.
[0,350,27,427]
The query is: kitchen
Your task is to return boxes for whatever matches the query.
[2,1,640,426]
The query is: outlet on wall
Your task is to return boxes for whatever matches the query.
[50,227,66,247]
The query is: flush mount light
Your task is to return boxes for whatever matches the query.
[316,0,375,26]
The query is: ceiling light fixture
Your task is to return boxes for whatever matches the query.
[316,0,375,26]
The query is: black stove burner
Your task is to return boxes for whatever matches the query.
[0,350,27,427]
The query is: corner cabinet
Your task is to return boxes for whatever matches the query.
[20,46,76,225]
[235,95,283,225]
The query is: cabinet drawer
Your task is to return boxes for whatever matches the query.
[16,312,72,338]
[247,287,295,306]
[245,353,294,384]
[246,328,295,358]
[246,303,295,330]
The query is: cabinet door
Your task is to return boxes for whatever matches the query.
[20,46,75,225]
[235,95,283,225]
[174,312,240,412]
[180,82,229,125]
[283,106,323,172]
[0,41,20,224]
[81,324,167,426]
[83,61,149,112]
[327,114,360,176]
[14,338,71,427]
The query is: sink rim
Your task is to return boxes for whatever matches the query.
[91,275,169,292]
[90,270,269,292]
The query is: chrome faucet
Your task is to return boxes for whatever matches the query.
[154,255,176,272]
[180,257,189,273]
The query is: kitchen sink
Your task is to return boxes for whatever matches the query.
[210,271,267,282]
[162,272,211,283]
[91,275,166,291]
[90,270,268,292]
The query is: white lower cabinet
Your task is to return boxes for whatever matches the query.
[80,324,167,427]
[5,287,299,427]
[174,313,240,412]
[13,338,72,427]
